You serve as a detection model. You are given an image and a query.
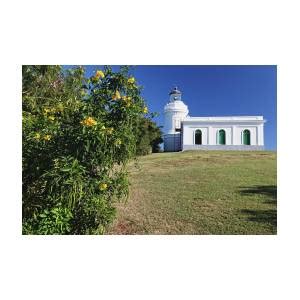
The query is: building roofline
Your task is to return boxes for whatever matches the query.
[182,116,266,123]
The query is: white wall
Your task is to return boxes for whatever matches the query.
[258,124,264,145]
[164,100,189,135]
[183,126,208,145]
[211,126,232,145]
[164,111,188,134]
[234,126,258,145]
[182,122,264,146]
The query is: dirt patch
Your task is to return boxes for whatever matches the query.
[110,219,143,235]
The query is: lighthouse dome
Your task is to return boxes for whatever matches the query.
[169,86,181,95]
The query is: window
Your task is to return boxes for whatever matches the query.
[218,129,226,145]
[243,129,250,145]
[195,129,202,145]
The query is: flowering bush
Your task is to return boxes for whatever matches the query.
[22,65,147,234]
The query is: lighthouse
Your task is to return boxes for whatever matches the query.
[163,86,265,152]
[163,87,189,152]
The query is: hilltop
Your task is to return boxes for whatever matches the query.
[108,151,277,235]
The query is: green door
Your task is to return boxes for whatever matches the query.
[195,130,202,145]
[218,129,226,145]
[243,130,250,145]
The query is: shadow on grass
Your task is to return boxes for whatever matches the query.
[240,209,277,227]
[239,185,277,228]
[239,185,277,203]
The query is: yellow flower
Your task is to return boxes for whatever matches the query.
[122,96,132,107]
[106,127,114,135]
[122,96,132,101]
[128,77,135,84]
[112,90,121,100]
[44,134,52,141]
[34,133,41,140]
[81,117,97,127]
[91,76,98,83]
[143,107,148,114]
[48,116,55,121]
[44,108,50,114]
[115,138,122,147]
[95,70,105,79]
[99,183,108,191]
[57,104,64,112]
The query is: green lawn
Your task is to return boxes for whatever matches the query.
[108,151,277,235]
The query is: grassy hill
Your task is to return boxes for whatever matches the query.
[108,151,277,235]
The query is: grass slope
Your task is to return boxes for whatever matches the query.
[108,151,277,235]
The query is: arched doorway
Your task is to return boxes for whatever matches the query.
[195,129,202,145]
[243,129,251,145]
[218,129,226,145]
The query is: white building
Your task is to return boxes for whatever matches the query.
[163,87,266,152]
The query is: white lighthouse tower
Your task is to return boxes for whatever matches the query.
[163,87,189,152]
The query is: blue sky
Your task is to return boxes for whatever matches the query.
[65,65,277,150]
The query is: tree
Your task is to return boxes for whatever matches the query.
[135,117,163,155]
[22,65,148,234]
